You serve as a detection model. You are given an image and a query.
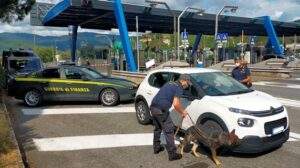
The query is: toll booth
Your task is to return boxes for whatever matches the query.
[30,0,300,71]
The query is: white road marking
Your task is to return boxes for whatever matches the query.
[22,107,135,115]
[33,133,179,152]
[290,132,300,139]
[277,98,300,108]
[254,81,300,89]
[33,131,300,152]
[287,137,298,142]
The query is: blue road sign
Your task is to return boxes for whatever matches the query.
[216,33,222,42]
[221,33,228,43]
[249,36,257,46]
[216,33,228,43]
[181,29,189,40]
[137,42,142,50]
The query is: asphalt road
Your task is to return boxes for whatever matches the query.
[4,77,300,168]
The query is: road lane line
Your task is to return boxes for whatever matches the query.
[33,133,179,151]
[254,81,300,89]
[290,132,300,139]
[22,107,135,115]
[33,131,299,152]
[277,98,300,108]
[288,137,298,142]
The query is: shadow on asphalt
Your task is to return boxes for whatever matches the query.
[178,137,282,160]
[4,95,41,167]
[182,161,210,168]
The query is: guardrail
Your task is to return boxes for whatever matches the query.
[249,67,292,73]
[111,70,146,84]
[111,67,293,84]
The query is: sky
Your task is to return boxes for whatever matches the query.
[0,0,299,36]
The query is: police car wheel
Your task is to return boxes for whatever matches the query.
[24,90,42,107]
[100,88,119,106]
[135,100,151,125]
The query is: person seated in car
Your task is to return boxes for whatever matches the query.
[232,57,252,88]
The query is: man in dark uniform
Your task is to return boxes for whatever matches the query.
[232,57,252,87]
[150,74,190,161]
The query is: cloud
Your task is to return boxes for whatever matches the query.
[292,17,300,22]
[274,11,284,19]
[126,0,300,21]
[36,0,62,4]
[0,0,299,36]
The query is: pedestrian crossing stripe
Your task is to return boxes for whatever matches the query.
[32,132,299,152]
[33,133,179,151]
[22,107,136,115]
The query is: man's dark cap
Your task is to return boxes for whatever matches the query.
[178,74,192,84]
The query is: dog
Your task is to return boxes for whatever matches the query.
[175,126,240,167]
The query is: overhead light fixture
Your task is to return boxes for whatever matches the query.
[196,9,205,16]
[231,8,238,13]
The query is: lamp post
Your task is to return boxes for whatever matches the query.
[145,0,177,57]
[136,16,140,72]
[177,7,205,61]
[145,30,152,60]
[214,5,238,64]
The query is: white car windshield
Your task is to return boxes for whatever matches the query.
[190,72,253,96]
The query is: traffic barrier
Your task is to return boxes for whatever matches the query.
[111,67,293,84]
[112,70,146,84]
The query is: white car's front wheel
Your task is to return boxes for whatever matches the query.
[200,120,230,154]
[201,120,224,134]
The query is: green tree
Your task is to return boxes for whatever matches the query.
[34,47,54,63]
[0,0,35,23]
[79,44,96,59]
[59,51,71,60]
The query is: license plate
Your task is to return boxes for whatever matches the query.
[272,126,284,135]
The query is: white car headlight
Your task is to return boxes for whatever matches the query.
[237,118,254,127]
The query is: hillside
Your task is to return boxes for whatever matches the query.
[0,32,119,52]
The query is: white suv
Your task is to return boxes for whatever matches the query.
[135,68,289,153]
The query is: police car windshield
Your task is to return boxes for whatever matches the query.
[190,72,253,96]
[80,67,103,79]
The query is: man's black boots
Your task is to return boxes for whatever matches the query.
[154,146,165,154]
[168,152,182,161]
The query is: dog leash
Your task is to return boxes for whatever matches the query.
[186,113,196,126]
[185,113,209,140]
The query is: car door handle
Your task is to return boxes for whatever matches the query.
[66,82,72,85]
[146,91,153,95]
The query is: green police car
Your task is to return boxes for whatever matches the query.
[8,65,138,107]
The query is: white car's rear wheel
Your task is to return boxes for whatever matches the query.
[135,100,151,125]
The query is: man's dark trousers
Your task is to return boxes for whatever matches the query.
[151,106,177,155]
